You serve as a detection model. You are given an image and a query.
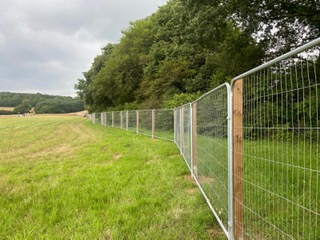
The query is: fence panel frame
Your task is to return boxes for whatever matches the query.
[191,83,233,239]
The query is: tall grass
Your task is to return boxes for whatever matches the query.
[0,115,223,239]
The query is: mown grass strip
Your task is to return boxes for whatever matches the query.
[0,115,224,239]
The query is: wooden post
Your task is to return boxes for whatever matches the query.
[136,110,139,134]
[233,79,244,240]
[152,109,155,139]
[192,102,198,177]
[126,111,129,130]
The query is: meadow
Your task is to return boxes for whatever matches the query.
[0,115,224,239]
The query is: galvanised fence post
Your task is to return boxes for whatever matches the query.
[181,106,185,153]
[173,109,178,144]
[191,102,198,177]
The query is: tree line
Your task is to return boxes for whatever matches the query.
[75,0,319,113]
[0,92,84,114]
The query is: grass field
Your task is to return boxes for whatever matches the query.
[0,115,224,239]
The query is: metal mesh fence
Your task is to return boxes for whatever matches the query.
[87,113,93,122]
[112,111,121,128]
[235,45,320,239]
[123,111,127,130]
[127,110,137,132]
[90,109,175,142]
[154,109,174,141]
[195,85,230,236]
[178,104,192,170]
[95,113,101,125]
[105,112,112,127]
[87,38,320,240]
[138,110,153,137]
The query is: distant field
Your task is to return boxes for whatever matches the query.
[0,106,14,111]
[0,115,223,239]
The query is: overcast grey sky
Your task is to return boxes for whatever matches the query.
[0,0,168,96]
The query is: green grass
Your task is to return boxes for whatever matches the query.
[243,138,320,239]
[192,134,319,239]
[0,115,224,239]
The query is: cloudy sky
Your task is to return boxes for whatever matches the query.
[0,0,168,96]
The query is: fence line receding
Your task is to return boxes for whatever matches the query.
[88,38,320,240]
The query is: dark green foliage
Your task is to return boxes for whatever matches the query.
[75,43,116,112]
[13,100,32,114]
[34,98,84,114]
[163,92,201,109]
[0,92,52,107]
[224,0,320,56]
[0,92,84,114]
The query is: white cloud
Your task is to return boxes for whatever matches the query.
[0,0,167,96]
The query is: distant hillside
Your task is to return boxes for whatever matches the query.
[0,92,85,114]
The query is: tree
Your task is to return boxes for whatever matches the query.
[75,0,265,110]
[75,43,116,111]
[223,0,320,56]
[13,99,32,114]
[34,98,84,114]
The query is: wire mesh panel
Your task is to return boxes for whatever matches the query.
[122,111,127,130]
[87,113,93,122]
[237,46,320,239]
[195,85,230,235]
[138,110,153,137]
[95,113,101,125]
[113,111,121,128]
[178,104,192,169]
[127,110,137,132]
[105,112,112,127]
[154,109,174,141]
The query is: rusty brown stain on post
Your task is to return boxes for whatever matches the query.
[192,102,198,177]
[233,79,244,240]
